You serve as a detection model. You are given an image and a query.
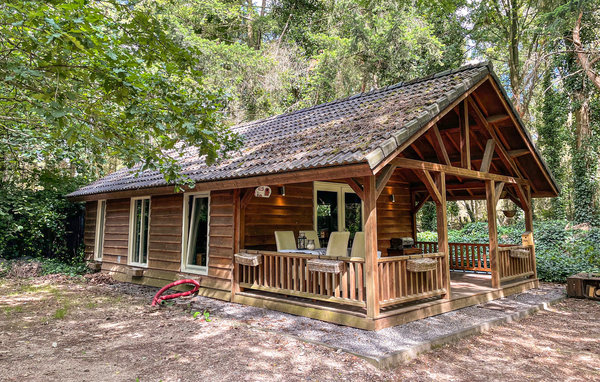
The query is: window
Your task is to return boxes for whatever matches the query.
[314,182,363,246]
[94,200,106,261]
[181,193,210,274]
[129,197,150,266]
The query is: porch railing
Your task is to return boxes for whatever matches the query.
[237,250,366,307]
[378,252,446,307]
[498,245,535,282]
[416,242,493,272]
[417,241,535,280]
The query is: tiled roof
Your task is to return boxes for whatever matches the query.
[69,62,493,197]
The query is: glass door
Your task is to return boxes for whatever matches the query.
[316,190,338,247]
[343,192,362,240]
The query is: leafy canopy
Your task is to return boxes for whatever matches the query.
[0,0,240,187]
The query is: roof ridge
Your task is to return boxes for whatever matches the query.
[231,61,492,132]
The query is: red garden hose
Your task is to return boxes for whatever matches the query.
[151,279,200,306]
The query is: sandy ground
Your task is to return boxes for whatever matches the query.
[0,274,599,382]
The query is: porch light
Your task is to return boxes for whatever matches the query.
[279,186,286,196]
[390,194,395,203]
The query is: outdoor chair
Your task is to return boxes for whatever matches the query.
[350,232,365,258]
[325,231,350,257]
[274,231,297,251]
[299,230,321,249]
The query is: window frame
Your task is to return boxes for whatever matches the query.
[128,196,151,268]
[94,199,106,261]
[313,181,364,234]
[180,191,211,275]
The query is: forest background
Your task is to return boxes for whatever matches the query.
[1,0,599,281]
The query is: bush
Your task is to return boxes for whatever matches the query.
[0,171,85,261]
[418,220,600,283]
[37,257,89,277]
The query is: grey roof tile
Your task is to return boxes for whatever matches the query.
[69,62,493,197]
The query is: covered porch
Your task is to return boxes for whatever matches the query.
[230,166,538,330]
[226,73,553,330]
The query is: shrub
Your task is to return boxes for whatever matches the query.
[0,172,85,261]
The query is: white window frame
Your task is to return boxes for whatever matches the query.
[181,191,211,275]
[313,181,364,233]
[94,200,106,261]
[128,196,151,267]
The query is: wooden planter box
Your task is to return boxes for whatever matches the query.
[509,249,530,259]
[235,253,262,267]
[407,258,437,272]
[307,259,344,274]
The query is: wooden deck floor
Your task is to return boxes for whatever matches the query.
[233,272,538,330]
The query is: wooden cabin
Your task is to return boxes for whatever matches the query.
[69,62,558,330]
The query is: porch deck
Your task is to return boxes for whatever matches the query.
[233,270,538,330]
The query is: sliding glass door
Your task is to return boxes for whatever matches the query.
[314,182,363,247]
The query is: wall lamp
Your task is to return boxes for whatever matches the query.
[279,186,286,196]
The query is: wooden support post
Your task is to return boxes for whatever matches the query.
[523,185,537,280]
[232,189,242,299]
[480,139,495,173]
[460,101,471,170]
[363,175,379,319]
[430,124,451,165]
[410,191,417,242]
[435,172,451,299]
[486,180,500,288]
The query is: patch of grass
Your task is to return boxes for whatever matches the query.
[11,283,58,295]
[3,305,23,315]
[86,301,98,309]
[53,306,68,319]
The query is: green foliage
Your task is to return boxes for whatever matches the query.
[537,70,568,219]
[419,220,600,283]
[419,202,437,231]
[38,257,88,277]
[1,0,240,187]
[0,170,86,259]
[191,309,211,322]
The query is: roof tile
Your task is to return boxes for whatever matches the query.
[69,62,492,197]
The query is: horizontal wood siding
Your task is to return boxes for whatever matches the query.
[207,190,235,290]
[243,182,314,250]
[148,194,183,273]
[84,201,97,261]
[92,193,233,295]
[100,198,130,268]
[377,175,413,256]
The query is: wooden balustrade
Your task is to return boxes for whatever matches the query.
[378,252,446,307]
[498,245,534,282]
[417,242,492,272]
[237,250,366,307]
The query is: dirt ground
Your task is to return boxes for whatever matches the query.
[0,273,599,382]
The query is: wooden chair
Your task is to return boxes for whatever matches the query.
[299,230,321,249]
[325,231,350,257]
[350,232,365,258]
[274,231,297,251]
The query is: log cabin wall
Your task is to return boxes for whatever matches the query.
[376,175,413,256]
[242,182,314,250]
[204,190,235,294]
[241,180,413,254]
[82,178,411,295]
[83,201,97,261]
[81,193,234,300]
[99,197,132,272]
